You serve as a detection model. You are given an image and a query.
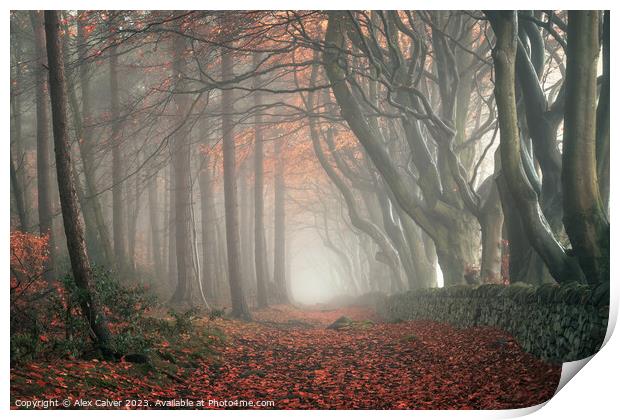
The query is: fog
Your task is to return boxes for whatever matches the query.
[10,10,579,317]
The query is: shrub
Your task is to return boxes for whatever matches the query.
[10,254,158,364]
[59,266,157,357]
[10,232,224,365]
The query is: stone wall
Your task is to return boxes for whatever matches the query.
[373,282,609,363]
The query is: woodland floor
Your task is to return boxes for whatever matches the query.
[11,305,561,409]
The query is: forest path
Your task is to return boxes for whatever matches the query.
[11,305,561,409]
[195,304,560,409]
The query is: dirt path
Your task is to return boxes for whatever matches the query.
[11,305,561,409]
[193,305,560,409]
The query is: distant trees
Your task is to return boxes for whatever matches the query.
[10,29,28,232]
[69,12,114,266]
[9,10,609,321]
[322,12,488,286]
[303,59,405,292]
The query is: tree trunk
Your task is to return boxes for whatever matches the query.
[69,150,101,263]
[496,172,552,285]
[170,33,192,304]
[148,171,163,280]
[320,212,358,292]
[596,11,610,214]
[167,166,177,286]
[239,160,256,299]
[273,133,290,303]
[198,145,216,300]
[215,218,228,305]
[253,52,269,308]
[434,229,476,286]
[221,44,251,319]
[30,11,55,281]
[487,11,583,284]
[374,188,418,289]
[127,173,142,273]
[44,10,112,351]
[479,176,504,283]
[398,209,437,288]
[109,22,127,275]
[515,21,564,234]
[562,11,609,285]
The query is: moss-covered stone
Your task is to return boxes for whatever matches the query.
[376,282,608,363]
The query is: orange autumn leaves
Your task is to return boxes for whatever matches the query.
[201,306,560,409]
[10,231,49,292]
[11,305,560,409]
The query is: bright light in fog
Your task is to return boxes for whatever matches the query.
[290,231,339,304]
[291,264,337,305]
[436,264,444,288]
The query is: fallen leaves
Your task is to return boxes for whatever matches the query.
[11,305,561,409]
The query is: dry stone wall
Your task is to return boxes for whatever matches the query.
[371,282,609,363]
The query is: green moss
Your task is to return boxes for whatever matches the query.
[377,282,608,363]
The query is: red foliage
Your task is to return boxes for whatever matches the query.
[11,305,561,410]
[10,231,49,299]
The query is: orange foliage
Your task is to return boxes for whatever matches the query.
[11,305,560,409]
[10,231,49,293]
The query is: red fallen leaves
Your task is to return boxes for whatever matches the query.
[11,305,561,410]
[253,305,379,326]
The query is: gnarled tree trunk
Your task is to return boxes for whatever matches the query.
[487,11,583,285]
[562,11,609,285]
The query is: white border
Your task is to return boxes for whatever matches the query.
[3,2,618,419]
